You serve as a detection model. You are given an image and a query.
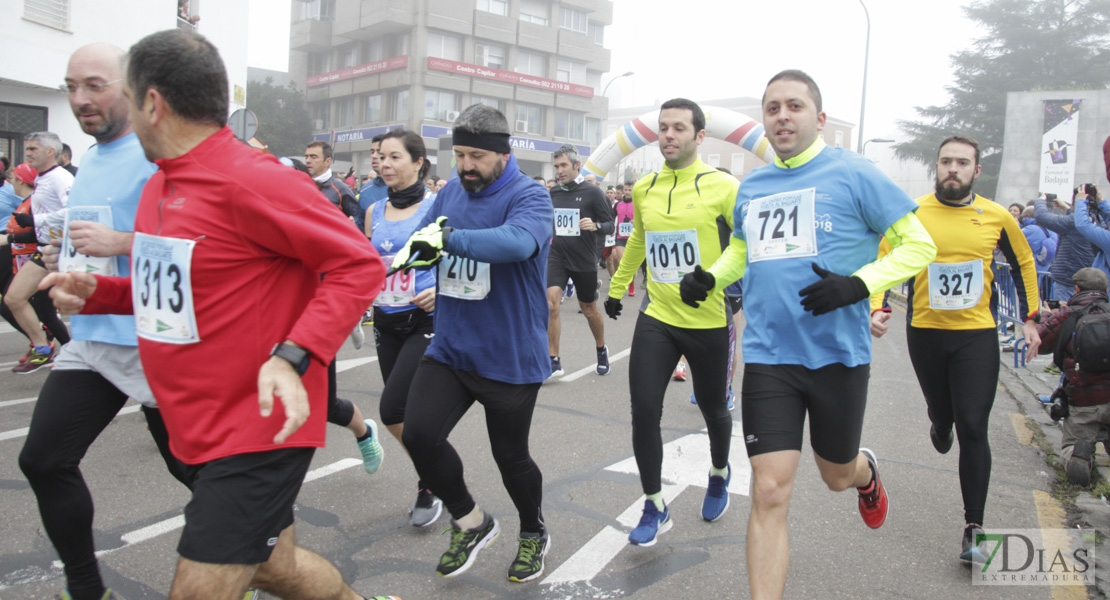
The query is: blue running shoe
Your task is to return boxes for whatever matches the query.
[596,346,610,375]
[690,391,698,405]
[628,500,671,546]
[550,356,564,378]
[727,386,735,411]
[701,463,731,521]
[358,419,384,474]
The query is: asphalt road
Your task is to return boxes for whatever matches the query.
[0,291,1083,599]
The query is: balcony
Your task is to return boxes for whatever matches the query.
[290,18,332,52]
[333,0,415,41]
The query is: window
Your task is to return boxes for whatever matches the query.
[365,94,381,123]
[475,41,505,69]
[427,31,463,61]
[555,109,585,141]
[476,0,507,16]
[397,32,412,56]
[516,104,544,135]
[556,59,586,85]
[299,0,334,21]
[834,130,844,148]
[365,40,384,62]
[339,45,358,68]
[516,50,546,77]
[473,95,504,112]
[588,21,604,46]
[586,118,601,146]
[312,103,330,128]
[308,52,331,75]
[424,89,459,121]
[560,7,587,33]
[393,89,409,120]
[24,0,70,29]
[731,153,744,174]
[708,154,721,168]
[336,98,354,127]
[519,0,549,25]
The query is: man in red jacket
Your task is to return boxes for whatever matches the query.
[44,29,386,600]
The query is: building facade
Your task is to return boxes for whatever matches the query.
[603,97,854,185]
[0,0,249,167]
[289,0,613,180]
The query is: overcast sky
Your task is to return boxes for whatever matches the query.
[248,0,983,150]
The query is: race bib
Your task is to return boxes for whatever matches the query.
[744,188,818,263]
[645,229,700,283]
[374,254,416,306]
[604,234,616,247]
[554,208,580,236]
[60,206,116,275]
[927,259,984,310]
[618,222,634,238]
[131,233,200,344]
[439,253,490,300]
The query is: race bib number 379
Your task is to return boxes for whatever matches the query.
[744,188,818,263]
[131,232,200,344]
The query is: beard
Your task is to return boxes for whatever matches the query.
[935,176,973,202]
[458,158,505,194]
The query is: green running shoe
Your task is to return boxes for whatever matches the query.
[436,513,500,578]
[508,530,550,583]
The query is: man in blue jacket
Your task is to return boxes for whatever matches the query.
[1036,192,1094,301]
[1021,205,1058,272]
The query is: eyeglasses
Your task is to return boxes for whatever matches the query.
[63,79,122,94]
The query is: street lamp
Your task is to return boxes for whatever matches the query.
[856,0,871,153]
[602,71,634,99]
[862,138,894,157]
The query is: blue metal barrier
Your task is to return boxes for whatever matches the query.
[993,263,1047,367]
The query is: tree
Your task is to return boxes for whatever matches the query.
[246,77,313,160]
[894,0,1110,199]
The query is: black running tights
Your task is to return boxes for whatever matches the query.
[18,370,188,600]
[906,326,999,525]
[628,312,732,495]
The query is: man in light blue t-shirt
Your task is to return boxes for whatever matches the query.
[17,43,191,600]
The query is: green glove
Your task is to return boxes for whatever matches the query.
[390,216,450,274]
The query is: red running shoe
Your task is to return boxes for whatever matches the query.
[857,448,887,529]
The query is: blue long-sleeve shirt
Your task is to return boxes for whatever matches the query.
[1035,198,1094,289]
[1074,199,1110,283]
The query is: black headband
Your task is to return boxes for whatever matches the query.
[452,129,511,154]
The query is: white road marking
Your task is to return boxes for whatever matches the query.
[559,347,631,382]
[544,423,750,586]
[42,458,364,572]
[0,396,36,409]
[336,356,377,372]
[0,428,29,441]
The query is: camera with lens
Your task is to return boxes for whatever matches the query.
[1048,387,1070,422]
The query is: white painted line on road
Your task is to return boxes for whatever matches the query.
[544,423,750,587]
[559,347,631,382]
[0,396,36,409]
[544,483,682,586]
[0,360,19,367]
[0,427,29,441]
[336,356,377,373]
[46,458,365,571]
[1,404,142,442]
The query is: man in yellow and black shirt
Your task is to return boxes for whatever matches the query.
[872,135,1040,564]
[604,98,746,546]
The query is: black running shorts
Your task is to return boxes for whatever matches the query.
[546,262,599,304]
[741,362,870,464]
[178,447,314,564]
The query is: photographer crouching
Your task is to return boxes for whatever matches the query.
[1035,267,1110,486]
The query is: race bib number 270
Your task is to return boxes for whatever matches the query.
[131,233,200,344]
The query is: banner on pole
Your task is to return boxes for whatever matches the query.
[1039,100,1082,198]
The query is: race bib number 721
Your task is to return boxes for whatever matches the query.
[744,188,818,263]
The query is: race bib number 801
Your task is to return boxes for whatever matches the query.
[131,232,200,344]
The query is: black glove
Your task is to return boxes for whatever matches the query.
[679,265,715,308]
[798,262,869,316]
[13,213,33,228]
[604,296,622,320]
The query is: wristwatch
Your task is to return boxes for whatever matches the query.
[270,342,310,376]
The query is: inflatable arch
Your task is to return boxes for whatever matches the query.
[582,106,777,181]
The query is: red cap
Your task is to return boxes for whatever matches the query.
[12,162,37,185]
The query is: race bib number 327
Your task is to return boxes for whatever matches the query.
[131,233,200,344]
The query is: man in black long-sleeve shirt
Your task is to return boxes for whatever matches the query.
[546,144,615,377]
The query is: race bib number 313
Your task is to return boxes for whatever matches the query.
[744,188,818,263]
[131,232,200,344]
